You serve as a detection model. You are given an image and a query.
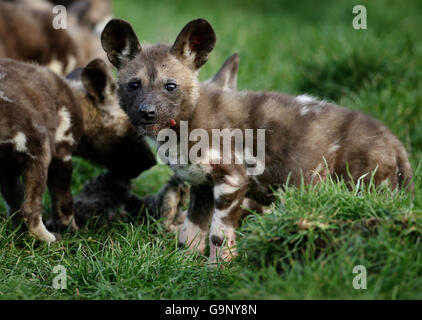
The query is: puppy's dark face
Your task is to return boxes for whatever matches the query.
[115,45,200,136]
[101,19,216,137]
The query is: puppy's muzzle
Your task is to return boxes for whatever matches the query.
[138,104,157,122]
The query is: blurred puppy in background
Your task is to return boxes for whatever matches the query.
[1,0,112,33]
[0,0,110,75]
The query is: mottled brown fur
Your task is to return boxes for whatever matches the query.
[0,1,108,76]
[48,0,112,32]
[73,54,244,229]
[101,19,413,262]
[0,58,83,241]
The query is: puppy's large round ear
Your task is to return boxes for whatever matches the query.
[170,19,216,71]
[81,59,112,103]
[101,19,141,69]
[208,53,239,90]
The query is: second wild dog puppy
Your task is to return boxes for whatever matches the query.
[0,58,83,242]
[101,19,413,262]
[48,58,157,230]
[0,57,154,241]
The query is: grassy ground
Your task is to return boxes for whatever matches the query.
[1,0,422,299]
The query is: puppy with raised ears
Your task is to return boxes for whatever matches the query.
[101,19,413,263]
[0,57,155,241]
[70,53,241,230]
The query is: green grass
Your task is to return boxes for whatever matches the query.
[1,0,422,299]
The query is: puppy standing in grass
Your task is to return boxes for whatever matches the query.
[101,19,413,262]
[0,57,156,241]
[72,54,242,230]
[0,59,83,241]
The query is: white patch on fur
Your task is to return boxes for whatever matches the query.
[214,183,239,199]
[68,79,85,92]
[209,205,238,262]
[13,132,27,153]
[225,174,242,187]
[47,58,64,75]
[55,107,75,145]
[315,101,327,112]
[0,90,12,103]
[0,132,37,158]
[30,216,56,242]
[296,95,327,116]
[210,209,235,241]
[296,94,316,104]
[329,143,340,153]
[63,155,72,162]
[178,217,207,253]
[64,55,78,75]
[300,106,311,116]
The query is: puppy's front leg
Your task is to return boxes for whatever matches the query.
[178,184,214,253]
[23,158,57,242]
[209,165,248,263]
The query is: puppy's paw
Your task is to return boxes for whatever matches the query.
[178,217,207,254]
[208,233,237,264]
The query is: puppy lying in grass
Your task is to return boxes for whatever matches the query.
[101,18,413,263]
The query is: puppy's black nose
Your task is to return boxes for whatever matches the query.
[138,104,156,120]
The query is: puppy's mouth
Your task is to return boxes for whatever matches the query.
[136,122,161,136]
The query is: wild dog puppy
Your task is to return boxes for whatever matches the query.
[0,56,160,241]
[47,58,157,230]
[0,58,83,242]
[0,1,108,76]
[101,19,413,262]
[72,54,242,230]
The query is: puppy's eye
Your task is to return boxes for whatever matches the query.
[165,83,177,92]
[128,81,141,91]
